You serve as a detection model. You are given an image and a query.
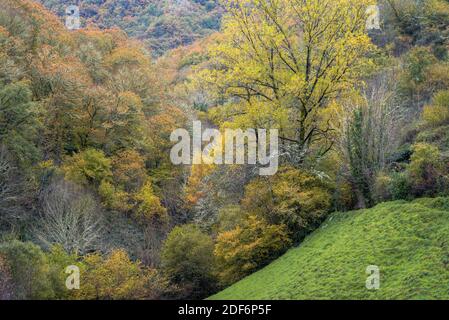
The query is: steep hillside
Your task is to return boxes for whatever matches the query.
[37,0,222,56]
[211,198,449,300]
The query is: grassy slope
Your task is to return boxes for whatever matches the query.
[211,198,449,300]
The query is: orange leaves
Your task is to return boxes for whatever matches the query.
[2,0,66,49]
[184,163,215,207]
[32,45,92,88]
[112,150,147,191]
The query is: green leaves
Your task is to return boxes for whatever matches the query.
[0,81,40,166]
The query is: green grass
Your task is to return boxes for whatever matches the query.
[210,198,449,300]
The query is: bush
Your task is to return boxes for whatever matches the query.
[98,180,132,212]
[333,178,357,212]
[386,143,449,200]
[242,167,332,242]
[161,225,216,298]
[76,249,161,300]
[398,47,436,97]
[134,181,168,226]
[408,143,445,196]
[373,173,393,203]
[45,245,79,300]
[214,216,291,286]
[422,90,449,127]
[398,48,449,103]
[390,172,412,200]
[0,241,54,299]
[63,148,112,187]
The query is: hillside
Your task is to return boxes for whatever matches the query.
[211,198,449,300]
[37,0,222,56]
[2,0,449,301]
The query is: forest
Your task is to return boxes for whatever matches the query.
[0,0,449,300]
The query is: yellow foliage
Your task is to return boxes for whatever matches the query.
[75,249,155,300]
[98,180,132,212]
[242,166,332,239]
[422,90,449,127]
[197,0,375,158]
[105,46,151,70]
[215,215,291,285]
[63,149,112,186]
[135,180,168,225]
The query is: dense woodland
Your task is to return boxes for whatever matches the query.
[0,0,449,300]
[37,0,223,56]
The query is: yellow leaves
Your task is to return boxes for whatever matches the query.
[241,166,332,235]
[422,90,449,127]
[315,99,345,135]
[73,28,116,53]
[425,63,449,93]
[120,90,143,108]
[98,180,132,212]
[33,44,92,88]
[100,91,146,150]
[97,151,168,218]
[146,105,188,160]
[37,159,55,170]
[431,0,449,14]
[63,148,112,186]
[408,143,443,185]
[198,0,376,156]
[422,104,449,128]
[214,215,291,285]
[104,46,151,70]
[75,249,154,300]
[220,100,289,133]
[135,180,168,226]
[0,26,9,38]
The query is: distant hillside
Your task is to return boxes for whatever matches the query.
[211,198,449,300]
[37,0,222,56]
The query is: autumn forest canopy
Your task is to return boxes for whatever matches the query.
[0,0,449,300]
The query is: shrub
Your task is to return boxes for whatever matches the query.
[76,249,159,300]
[398,47,439,100]
[242,167,332,242]
[422,90,449,127]
[333,177,357,212]
[98,180,132,212]
[134,181,168,226]
[45,245,79,300]
[161,225,216,298]
[63,148,112,187]
[214,216,291,285]
[390,172,412,200]
[373,173,393,203]
[0,241,54,299]
[408,143,445,196]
